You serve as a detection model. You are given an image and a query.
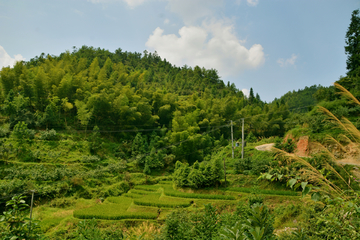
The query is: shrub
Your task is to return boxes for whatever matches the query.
[81,155,101,163]
[0,194,43,239]
[234,157,252,174]
[49,198,76,208]
[39,129,57,140]
[104,181,130,197]
[160,208,193,239]
[247,194,264,207]
[251,158,272,175]
[12,121,35,139]
[274,137,295,153]
[173,158,224,188]
[0,124,10,137]
[273,204,303,228]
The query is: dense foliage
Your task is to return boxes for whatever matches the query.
[0,7,359,240]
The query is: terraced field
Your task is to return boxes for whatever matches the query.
[73,182,235,220]
[72,182,299,221]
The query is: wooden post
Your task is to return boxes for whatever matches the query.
[223,157,226,188]
[242,118,244,159]
[231,120,234,159]
[29,190,35,237]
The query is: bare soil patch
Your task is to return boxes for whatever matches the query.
[255,143,274,151]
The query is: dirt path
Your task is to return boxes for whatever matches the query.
[337,158,360,166]
[255,143,274,151]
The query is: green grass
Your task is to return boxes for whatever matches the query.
[161,184,235,200]
[134,183,237,200]
[130,189,153,195]
[164,190,235,200]
[227,187,299,196]
[134,193,192,208]
[73,205,157,220]
[133,185,158,192]
[74,197,157,220]
[122,193,145,198]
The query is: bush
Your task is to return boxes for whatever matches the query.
[0,124,10,137]
[251,158,272,175]
[104,181,130,197]
[12,121,35,139]
[81,155,101,163]
[234,157,252,174]
[274,137,295,153]
[247,194,264,207]
[49,198,76,208]
[40,129,57,140]
[173,158,224,188]
[0,194,43,239]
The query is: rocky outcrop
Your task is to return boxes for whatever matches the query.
[295,136,309,157]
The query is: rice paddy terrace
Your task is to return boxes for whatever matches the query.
[70,181,300,221]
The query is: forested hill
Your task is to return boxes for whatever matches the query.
[272,85,321,112]
[26,46,241,98]
[0,46,290,165]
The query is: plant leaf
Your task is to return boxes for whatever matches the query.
[311,192,321,201]
[288,178,297,189]
[301,182,308,190]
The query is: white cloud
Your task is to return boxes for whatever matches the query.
[146,20,265,77]
[87,0,148,8]
[164,18,170,24]
[277,54,298,67]
[247,0,259,6]
[242,88,250,97]
[123,0,147,8]
[0,46,25,69]
[166,0,223,25]
[72,9,84,16]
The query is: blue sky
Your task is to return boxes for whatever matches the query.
[0,0,359,102]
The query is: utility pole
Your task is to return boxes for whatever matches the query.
[242,118,244,159]
[231,120,234,158]
[29,190,35,237]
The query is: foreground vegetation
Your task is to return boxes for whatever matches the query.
[0,8,360,240]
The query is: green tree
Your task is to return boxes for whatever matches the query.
[0,194,43,240]
[33,67,48,111]
[249,88,255,104]
[345,9,360,76]
[75,100,92,136]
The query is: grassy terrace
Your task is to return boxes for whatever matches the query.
[72,182,238,220]
[71,181,300,221]
[73,196,157,220]
[227,187,299,196]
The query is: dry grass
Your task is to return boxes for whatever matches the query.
[52,210,73,218]
[274,83,360,200]
[274,148,350,200]
[126,221,160,239]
